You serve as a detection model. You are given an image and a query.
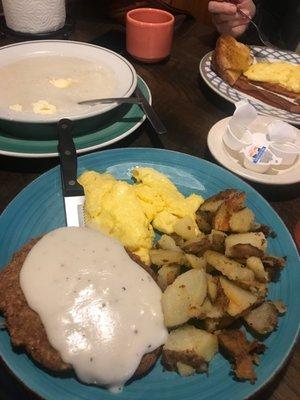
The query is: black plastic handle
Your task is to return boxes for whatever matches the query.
[134,86,167,135]
[57,119,84,197]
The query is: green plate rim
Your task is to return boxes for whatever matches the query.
[0,76,151,158]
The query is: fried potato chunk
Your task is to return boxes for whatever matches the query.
[229,208,255,233]
[149,249,185,266]
[174,216,203,241]
[162,325,218,375]
[246,256,268,283]
[208,230,227,253]
[207,274,218,302]
[185,253,207,270]
[199,189,238,213]
[157,265,181,291]
[182,236,211,256]
[213,192,246,231]
[219,277,258,317]
[157,234,182,252]
[204,250,255,282]
[225,232,267,258]
[243,301,284,335]
[162,269,207,327]
[218,329,265,383]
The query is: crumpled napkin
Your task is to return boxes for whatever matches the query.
[224,100,300,172]
[228,100,257,143]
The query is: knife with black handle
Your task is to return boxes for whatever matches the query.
[57,119,85,227]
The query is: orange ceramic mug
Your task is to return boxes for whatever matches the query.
[126,8,175,63]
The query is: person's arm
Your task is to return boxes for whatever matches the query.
[208,0,256,37]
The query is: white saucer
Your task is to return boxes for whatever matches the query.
[207,116,300,185]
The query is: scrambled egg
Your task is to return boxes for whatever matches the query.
[78,168,204,264]
[49,78,76,89]
[9,104,22,112]
[32,100,57,115]
[243,62,300,93]
[132,168,203,234]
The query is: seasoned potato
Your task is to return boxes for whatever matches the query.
[229,208,255,233]
[272,300,287,314]
[214,278,230,310]
[162,325,218,374]
[225,232,267,258]
[174,216,203,241]
[213,192,246,231]
[149,249,185,267]
[204,250,255,282]
[162,269,207,327]
[196,212,212,233]
[185,253,207,270]
[227,244,265,259]
[182,237,211,255]
[262,255,285,270]
[148,187,286,383]
[200,189,237,213]
[176,362,196,376]
[157,265,181,291]
[197,298,225,319]
[203,315,235,333]
[219,277,258,316]
[238,280,268,299]
[170,233,185,248]
[157,234,182,252]
[251,223,276,238]
[217,329,265,383]
[243,302,279,334]
[246,256,268,283]
[207,274,218,302]
[208,230,227,253]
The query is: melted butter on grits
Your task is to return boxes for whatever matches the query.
[49,78,77,89]
[1,56,117,116]
[32,100,57,115]
[9,104,22,112]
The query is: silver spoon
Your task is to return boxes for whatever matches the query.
[78,97,142,106]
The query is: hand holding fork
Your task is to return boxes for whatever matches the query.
[208,0,279,49]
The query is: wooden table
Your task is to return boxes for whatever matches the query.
[0,7,299,400]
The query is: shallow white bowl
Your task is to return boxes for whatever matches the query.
[0,40,137,124]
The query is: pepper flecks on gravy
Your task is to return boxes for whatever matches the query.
[20,227,168,392]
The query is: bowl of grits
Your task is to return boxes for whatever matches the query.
[0,40,137,139]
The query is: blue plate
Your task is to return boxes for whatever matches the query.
[0,148,299,400]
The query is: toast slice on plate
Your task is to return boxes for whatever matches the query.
[211,35,253,86]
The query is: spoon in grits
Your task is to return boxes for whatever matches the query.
[78,97,142,106]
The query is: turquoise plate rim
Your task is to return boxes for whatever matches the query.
[0,76,150,158]
[0,148,299,400]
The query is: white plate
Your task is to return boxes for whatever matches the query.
[207,116,300,185]
[199,46,300,126]
[0,40,137,123]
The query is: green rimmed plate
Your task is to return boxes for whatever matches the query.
[0,76,150,158]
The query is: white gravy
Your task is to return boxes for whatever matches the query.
[0,56,117,117]
[20,227,168,392]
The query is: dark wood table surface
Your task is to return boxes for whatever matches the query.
[0,6,299,400]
